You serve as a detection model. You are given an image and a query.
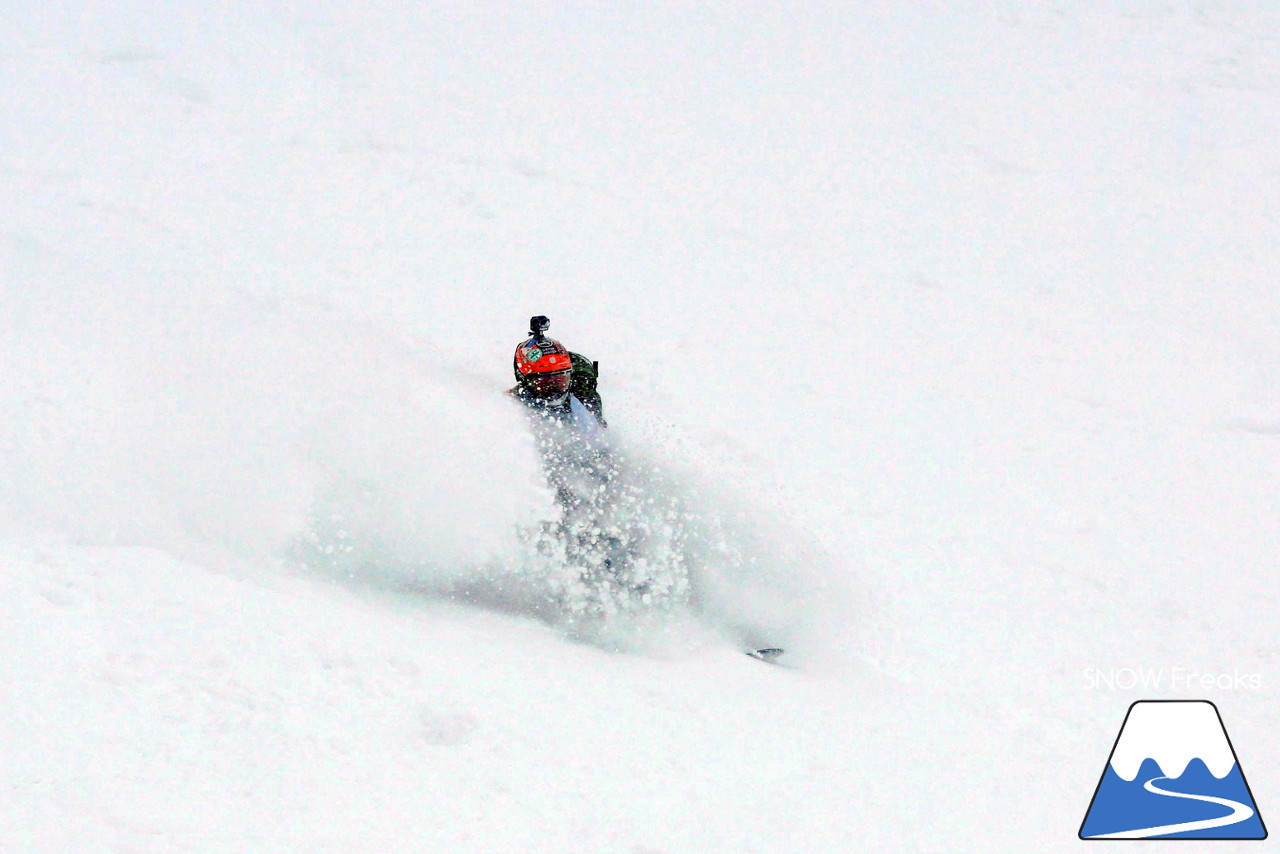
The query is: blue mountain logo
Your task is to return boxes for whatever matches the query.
[1080,700,1266,839]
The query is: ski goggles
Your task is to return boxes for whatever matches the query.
[526,370,570,397]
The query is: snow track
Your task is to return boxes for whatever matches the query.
[1085,777,1255,839]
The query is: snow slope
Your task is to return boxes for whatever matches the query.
[3,3,1279,851]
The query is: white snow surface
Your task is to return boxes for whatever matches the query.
[1110,701,1236,781]
[3,3,1279,851]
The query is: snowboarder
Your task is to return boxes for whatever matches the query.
[510,315,606,426]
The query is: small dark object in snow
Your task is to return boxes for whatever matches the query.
[747,648,785,662]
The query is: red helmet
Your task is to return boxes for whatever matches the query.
[514,336,572,397]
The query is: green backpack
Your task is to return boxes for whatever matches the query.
[568,352,605,424]
[568,352,598,395]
